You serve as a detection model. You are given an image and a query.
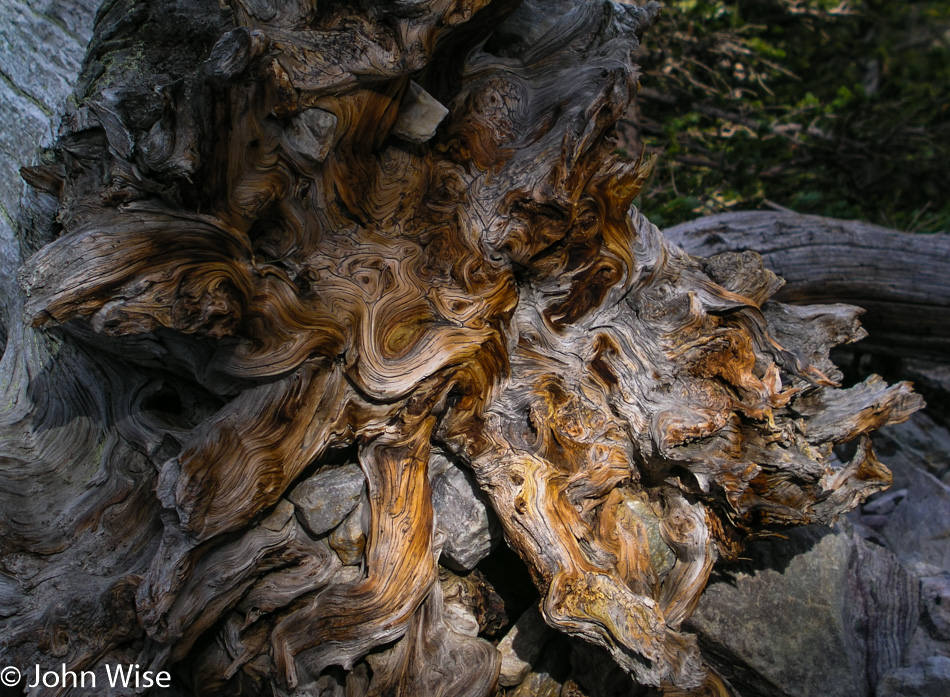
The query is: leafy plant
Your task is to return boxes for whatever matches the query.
[626,0,950,232]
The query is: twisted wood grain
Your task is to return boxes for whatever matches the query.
[1,0,921,695]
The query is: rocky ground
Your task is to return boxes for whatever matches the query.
[666,356,950,696]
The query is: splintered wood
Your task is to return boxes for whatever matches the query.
[2,0,921,695]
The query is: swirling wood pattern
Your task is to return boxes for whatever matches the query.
[1,0,921,695]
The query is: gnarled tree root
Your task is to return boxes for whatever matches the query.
[0,1,921,695]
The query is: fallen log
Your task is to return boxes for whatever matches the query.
[665,211,950,359]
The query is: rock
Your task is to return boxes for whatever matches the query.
[852,411,950,552]
[879,468,950,571]
[918,569,950,642]
[0,0,98,340]
[872,410,950,488]
[508,670,562,697]
[902,562,950,666]
[566,640,642,697]
[504,632,571,696]
[861,413,950,672]
[876,656,950,697]
[497,604,551,687]
[686,523,918,697]
[282,107,337,163]
[430,454,500,571]
[328,496,367,566]
[863,488,908,516]
[901,359,950,429]
[391,80,449,144]
[439,568,509,637]
[288,463,365,537]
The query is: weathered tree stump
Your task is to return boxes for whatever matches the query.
[0,1,922,695]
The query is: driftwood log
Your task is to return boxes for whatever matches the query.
[0,1,924,695]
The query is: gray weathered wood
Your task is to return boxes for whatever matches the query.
[665,211,950,358]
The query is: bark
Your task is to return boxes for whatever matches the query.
[0,1,924,696]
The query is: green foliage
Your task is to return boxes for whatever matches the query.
[628,0,950,231]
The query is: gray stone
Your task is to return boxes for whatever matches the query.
[879,467,950,571]
[327,496,367,566]
[687,523,918,697]
[430,453,499,571]
[919,570,950,642]
[508,671,561,697]
[863,488,908,516]
[391,80,448,144]
[288,463,365,537]
[497,604,552,688]
[901,359,950,432]
[876,656,950,697]
[0,0,98,343]
[283,107,337,163]
[902,562,950,666]
[852,412,950,552]
[0,0,86,116]
[872,410,950,488]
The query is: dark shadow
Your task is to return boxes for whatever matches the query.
[477,542,540,625]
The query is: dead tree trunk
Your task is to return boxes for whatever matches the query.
[0,1,922,695]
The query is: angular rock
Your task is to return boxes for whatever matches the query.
[687,523,918,697]
[0,0,98,341]
[391,80,449,144]
[288,463,365,537]
[328,496,367,566]
[439,567,509,637]
[879,468,950,571]
[430,453,500,571]
[876,656,950,697]
[901,359,950,429]
[283,107,337,163]
[508,672,562,697]
[505,632,570,697]
[872,410,950,488]
[919,567,950,642]
[566,640,644,697]
[863,488,909,516]
[902,562,950,666]
[497,604,551,687]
